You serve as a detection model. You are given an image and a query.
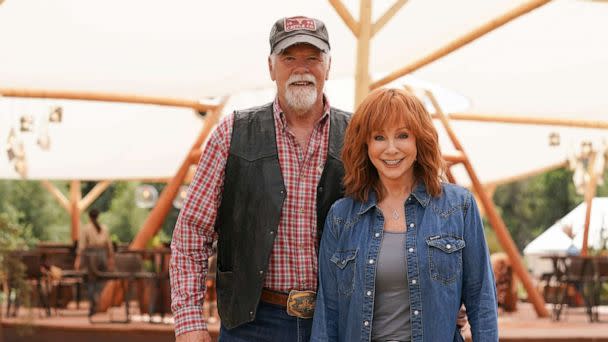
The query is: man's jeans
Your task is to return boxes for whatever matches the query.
[219,301,312,342]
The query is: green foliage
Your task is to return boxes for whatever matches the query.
[492,168,608,252]
[0,213,36,315]
[0,180,69,242]
[101,182,149,243]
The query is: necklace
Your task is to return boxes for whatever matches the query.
[391,208,400,221]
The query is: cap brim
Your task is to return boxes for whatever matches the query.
[272,34,330,54]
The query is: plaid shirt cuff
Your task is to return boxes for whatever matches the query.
[173,305,207,337]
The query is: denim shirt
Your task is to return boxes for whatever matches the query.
[311,182,498,342]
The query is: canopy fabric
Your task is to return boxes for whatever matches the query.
[1,1,607,181]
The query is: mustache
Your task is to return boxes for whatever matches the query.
[287,74,316,86]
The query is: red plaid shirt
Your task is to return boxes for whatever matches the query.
[170,98,331,336]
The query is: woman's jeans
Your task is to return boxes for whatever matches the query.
[219,301,313,342]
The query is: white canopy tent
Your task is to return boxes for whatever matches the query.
[524,197,608,276]
[1,0,607,183]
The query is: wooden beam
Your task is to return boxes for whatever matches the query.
[445,166,456,184]
[371,0,409,37]
[426,90,549,317]
[69,180,81,242]
[78,180,112,211]
[370,0,551,89]
[443,152,467,165]
[354,0,372,106]
[40,180,70,212]
[0,88,217,112]
[328,0,359,36]
[581,152,599,256]
[445,113,608,130]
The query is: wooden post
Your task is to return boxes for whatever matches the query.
[581,152,598,256]
[354,0,372,106]
[69,180,81,242]
[425,90,549,317]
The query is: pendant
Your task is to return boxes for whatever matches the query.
[392,209,400,220]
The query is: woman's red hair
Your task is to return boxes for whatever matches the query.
[342,88,444,202]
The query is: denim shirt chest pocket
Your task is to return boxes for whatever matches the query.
[425,235,465,285]
[330,249,358,296]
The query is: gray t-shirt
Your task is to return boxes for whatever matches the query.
[371,231,411,342]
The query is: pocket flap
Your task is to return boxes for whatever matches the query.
[330,249,358,269]
[426,236,465,253]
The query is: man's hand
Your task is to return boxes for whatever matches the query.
[457,306,468,331]
[176,330,212,342]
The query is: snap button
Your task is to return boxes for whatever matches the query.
[368,259,375,264]
[414,310,419,315]
[259,270,264,275]
[446,244,452,250]
[409,223,414,228]
[408,248,414,253]
[366,290,372,296]
[364,320,369,327]
[374,233,380,238]
[411,279,417,285]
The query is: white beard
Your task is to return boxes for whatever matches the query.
[284,74,318,113]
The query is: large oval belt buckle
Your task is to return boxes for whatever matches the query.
[286,290,316,319]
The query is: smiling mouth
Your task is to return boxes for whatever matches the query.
[289,81,315,87]
[383,158,404,166]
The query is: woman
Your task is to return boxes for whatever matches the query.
[74,209,115,271]
[74,208,115,315]
[311,88,498,341]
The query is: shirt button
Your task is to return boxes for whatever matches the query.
[411,279,417,285]
[368,259,375,264]
[249,311,254,316]
[374,233,380,238]
[414,310,419,315]
[280,190,284,194]
[446,244,452,250]
[259,270,264,275]
[364,320,369,327]
[366,290,372,296]
[409,223,415,228]
[270,230,275,235]
[408,248,414,253]
[299,207,304,213]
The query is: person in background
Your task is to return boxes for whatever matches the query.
[74,208,115,315]
[312,88,498,341]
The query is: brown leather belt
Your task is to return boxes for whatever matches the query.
[260,288,316,319]
[260,288,289,307]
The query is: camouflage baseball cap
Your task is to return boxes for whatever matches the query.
[269,16,330,54]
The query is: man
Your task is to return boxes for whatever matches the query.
[170,16,351,342]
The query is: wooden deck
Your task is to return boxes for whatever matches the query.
[1,302,607,341]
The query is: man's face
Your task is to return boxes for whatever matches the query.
[268,44,330,113]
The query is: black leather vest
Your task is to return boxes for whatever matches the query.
[214,102,350,329]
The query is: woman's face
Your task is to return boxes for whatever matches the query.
[367,124,417,189]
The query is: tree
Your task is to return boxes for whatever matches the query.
[0,180,69,242]
[492,167,608,251]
